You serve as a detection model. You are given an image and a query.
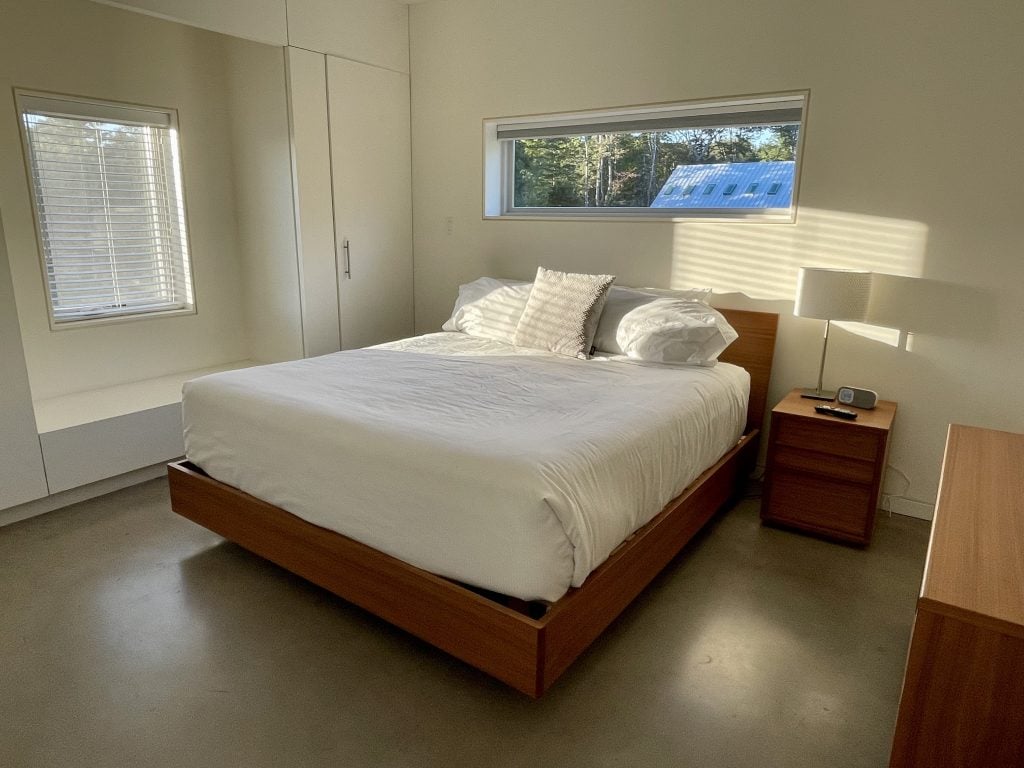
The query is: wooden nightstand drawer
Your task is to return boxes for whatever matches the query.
[765,469,873,540]
[774,416,880,462]
[761,389,897,545]
[772,444,876,484]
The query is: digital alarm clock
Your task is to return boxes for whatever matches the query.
[836,386,878,410]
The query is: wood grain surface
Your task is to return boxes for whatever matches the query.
[920,424,1024,628]
[889,424,1024,767]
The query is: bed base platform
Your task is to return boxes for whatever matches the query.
[169,432,756,698]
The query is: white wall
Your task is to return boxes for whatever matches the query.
[223,38,304,364]
[288,0,410,73]
[89,0,288,45]
[0,0,249,400]
[0,211,48,508]
[409,0,1024,517]
[89,0,410,73]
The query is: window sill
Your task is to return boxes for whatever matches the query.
[49,305,197,332]
[483,210,797,224]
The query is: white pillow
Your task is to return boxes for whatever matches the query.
[442,277,531,342]
[615,298,738,365]
[513,267,615,359]
[593,286,712,355]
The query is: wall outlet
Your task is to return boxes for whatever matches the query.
[444,216,453,235]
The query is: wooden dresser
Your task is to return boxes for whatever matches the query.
[889,424,1024,767]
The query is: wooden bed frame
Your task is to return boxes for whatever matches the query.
[168,308,778,698]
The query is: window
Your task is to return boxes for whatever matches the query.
[483,91,806,220]
[17,92,194,326]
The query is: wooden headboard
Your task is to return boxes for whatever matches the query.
[716,308,779,435]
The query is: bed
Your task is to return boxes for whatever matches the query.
[168,306,778,697]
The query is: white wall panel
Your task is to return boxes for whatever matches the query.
[0,211,48,510]
[39,405,184,494]
[225,39,304,364]
[90,0,287,45]
[328,56,414,349]
[288,0,409,74]
[286,47,342,357]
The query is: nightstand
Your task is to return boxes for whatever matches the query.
[760,388,896,545]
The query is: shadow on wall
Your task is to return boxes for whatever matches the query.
[866,273,995,345]
[670,207,995,348]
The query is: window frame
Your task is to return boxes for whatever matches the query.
[483,90,808,222]
[15,89,197,330]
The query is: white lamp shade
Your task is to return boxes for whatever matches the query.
[794,268,871,322]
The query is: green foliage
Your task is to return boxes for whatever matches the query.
[513,124,799,208]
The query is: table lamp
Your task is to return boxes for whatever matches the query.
[794,267,872,400]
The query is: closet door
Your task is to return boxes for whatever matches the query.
[327,56,413,350]
[286,46,341,358]
[0,212,48,509]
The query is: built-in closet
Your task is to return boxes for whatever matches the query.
[287,47,413,355]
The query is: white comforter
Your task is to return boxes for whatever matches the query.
[183,333,749,602]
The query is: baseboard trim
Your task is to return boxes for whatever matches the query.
[0,461,172,528]
[881,494,935,521]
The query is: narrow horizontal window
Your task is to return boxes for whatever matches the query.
[483,91,807,220]
[17,91,195,326]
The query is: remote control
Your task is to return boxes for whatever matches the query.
[815,405,858,420]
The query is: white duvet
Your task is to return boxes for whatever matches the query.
[183,332,749,602]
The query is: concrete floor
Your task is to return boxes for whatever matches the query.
[0,479,929,768]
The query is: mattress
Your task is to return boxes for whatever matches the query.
[182,332,749,602]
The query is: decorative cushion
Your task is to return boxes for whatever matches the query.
[512,267,615,359]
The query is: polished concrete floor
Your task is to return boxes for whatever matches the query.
[0,479,930,768]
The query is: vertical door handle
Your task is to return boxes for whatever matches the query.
[343,238,352,279]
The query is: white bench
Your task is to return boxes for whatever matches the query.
[33,361,254,493]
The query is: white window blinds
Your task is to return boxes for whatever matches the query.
[18,93,194,324]
[495,95,805,140]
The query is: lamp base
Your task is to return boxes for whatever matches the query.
[799,388,836,401]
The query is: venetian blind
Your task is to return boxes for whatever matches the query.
[495,94,805,140]
[19,93,193,324]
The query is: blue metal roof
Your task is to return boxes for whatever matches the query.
[651,160,794,209]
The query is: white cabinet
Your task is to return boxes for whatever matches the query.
[0,212,48,510]
[287,47,413,355]
[328,56,413,350]
[286,47,343,357]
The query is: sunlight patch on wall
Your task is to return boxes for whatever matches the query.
[834,320,901,347]
[669,208,929,346]
[670,207,927,299]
